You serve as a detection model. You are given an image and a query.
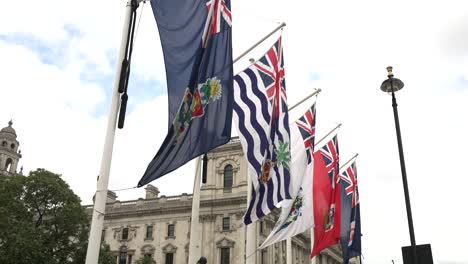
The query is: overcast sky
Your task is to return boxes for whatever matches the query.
[1,0,467,263]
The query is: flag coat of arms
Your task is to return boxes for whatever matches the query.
[311,135,341,257]
[233,37,291,225]
[340,161,361,264]
[138,0,233,186]
[260,103,316,248]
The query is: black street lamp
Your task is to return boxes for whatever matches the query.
[380,66,417,264]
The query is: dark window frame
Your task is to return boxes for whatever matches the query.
[119,251,127,264]
[167,224,175,238]
[165,252,174,264]
[146,225,153,240]
[220,247,230,264]
[222,217,230,231]
[223,165,233,188]
[122,227,129,240]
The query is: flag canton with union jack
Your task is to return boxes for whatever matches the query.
[254,38,286,117]
[319,135,340,187]
[202,0,232,47]
[340,162,359,208]
[296,103,316,164]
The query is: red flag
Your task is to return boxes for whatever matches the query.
[311,135,341,257]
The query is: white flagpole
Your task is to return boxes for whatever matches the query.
[188,156,203,264]
[310,229,316,264]
[287,238,293,264]
[85,1,135,263]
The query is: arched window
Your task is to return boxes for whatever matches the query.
[223,165,233,188]
[1,141,6,147]
[10,143,15,150]
[5,158,12,171]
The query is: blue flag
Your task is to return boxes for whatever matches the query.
[138,0,233,186]
[339,161,362,264]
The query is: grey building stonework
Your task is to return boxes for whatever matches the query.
[86,138,352,264]
[0,120,22,177]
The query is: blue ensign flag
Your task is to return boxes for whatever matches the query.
[138,0,233,186]
[339,161,362,264]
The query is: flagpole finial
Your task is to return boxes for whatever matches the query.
[249,58,255,64]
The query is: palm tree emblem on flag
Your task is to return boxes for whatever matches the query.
[275,142,291,170]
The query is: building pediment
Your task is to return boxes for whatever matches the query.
[216,237,235,248]
[162,243,177,253]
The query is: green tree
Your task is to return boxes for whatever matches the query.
[135,256,157,264]
[0,169,88,264]
[99,243,115,264]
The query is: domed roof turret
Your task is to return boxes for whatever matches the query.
[0,120,17,139]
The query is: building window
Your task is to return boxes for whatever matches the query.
[146,225,153,240]
[220,248,230,264]
[4,158,12,171]
[222,217,230,231]
[128,255,132,264]
[119,251,127,264]
[260,221,264,234]
[1,141,6,147]
[122,227,129,240]
[223,165,233,188]
[167,224,175,238]
[10,143,15,149]
[165,252,174,264]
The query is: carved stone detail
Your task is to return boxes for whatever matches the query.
[162,243,178,253]
[216,237,235,248]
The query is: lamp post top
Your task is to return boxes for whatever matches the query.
[380,66,404,93]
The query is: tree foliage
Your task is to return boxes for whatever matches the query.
[0,169,89,264]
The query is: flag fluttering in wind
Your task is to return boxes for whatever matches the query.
[340,161,361,264]
[260,103,316,248]
[311,135,341,257]
[138,0,233,186]
[233,37,291,225]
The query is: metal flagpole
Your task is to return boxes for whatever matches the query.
[340,153,359,171]
[314,123,341,148]
[85,1,139,263]
[289,89,321,111]
[233,22,286,64]
[188,157,203,264]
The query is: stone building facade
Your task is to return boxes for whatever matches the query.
[0,120,22,177]
[87,138,349,264]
